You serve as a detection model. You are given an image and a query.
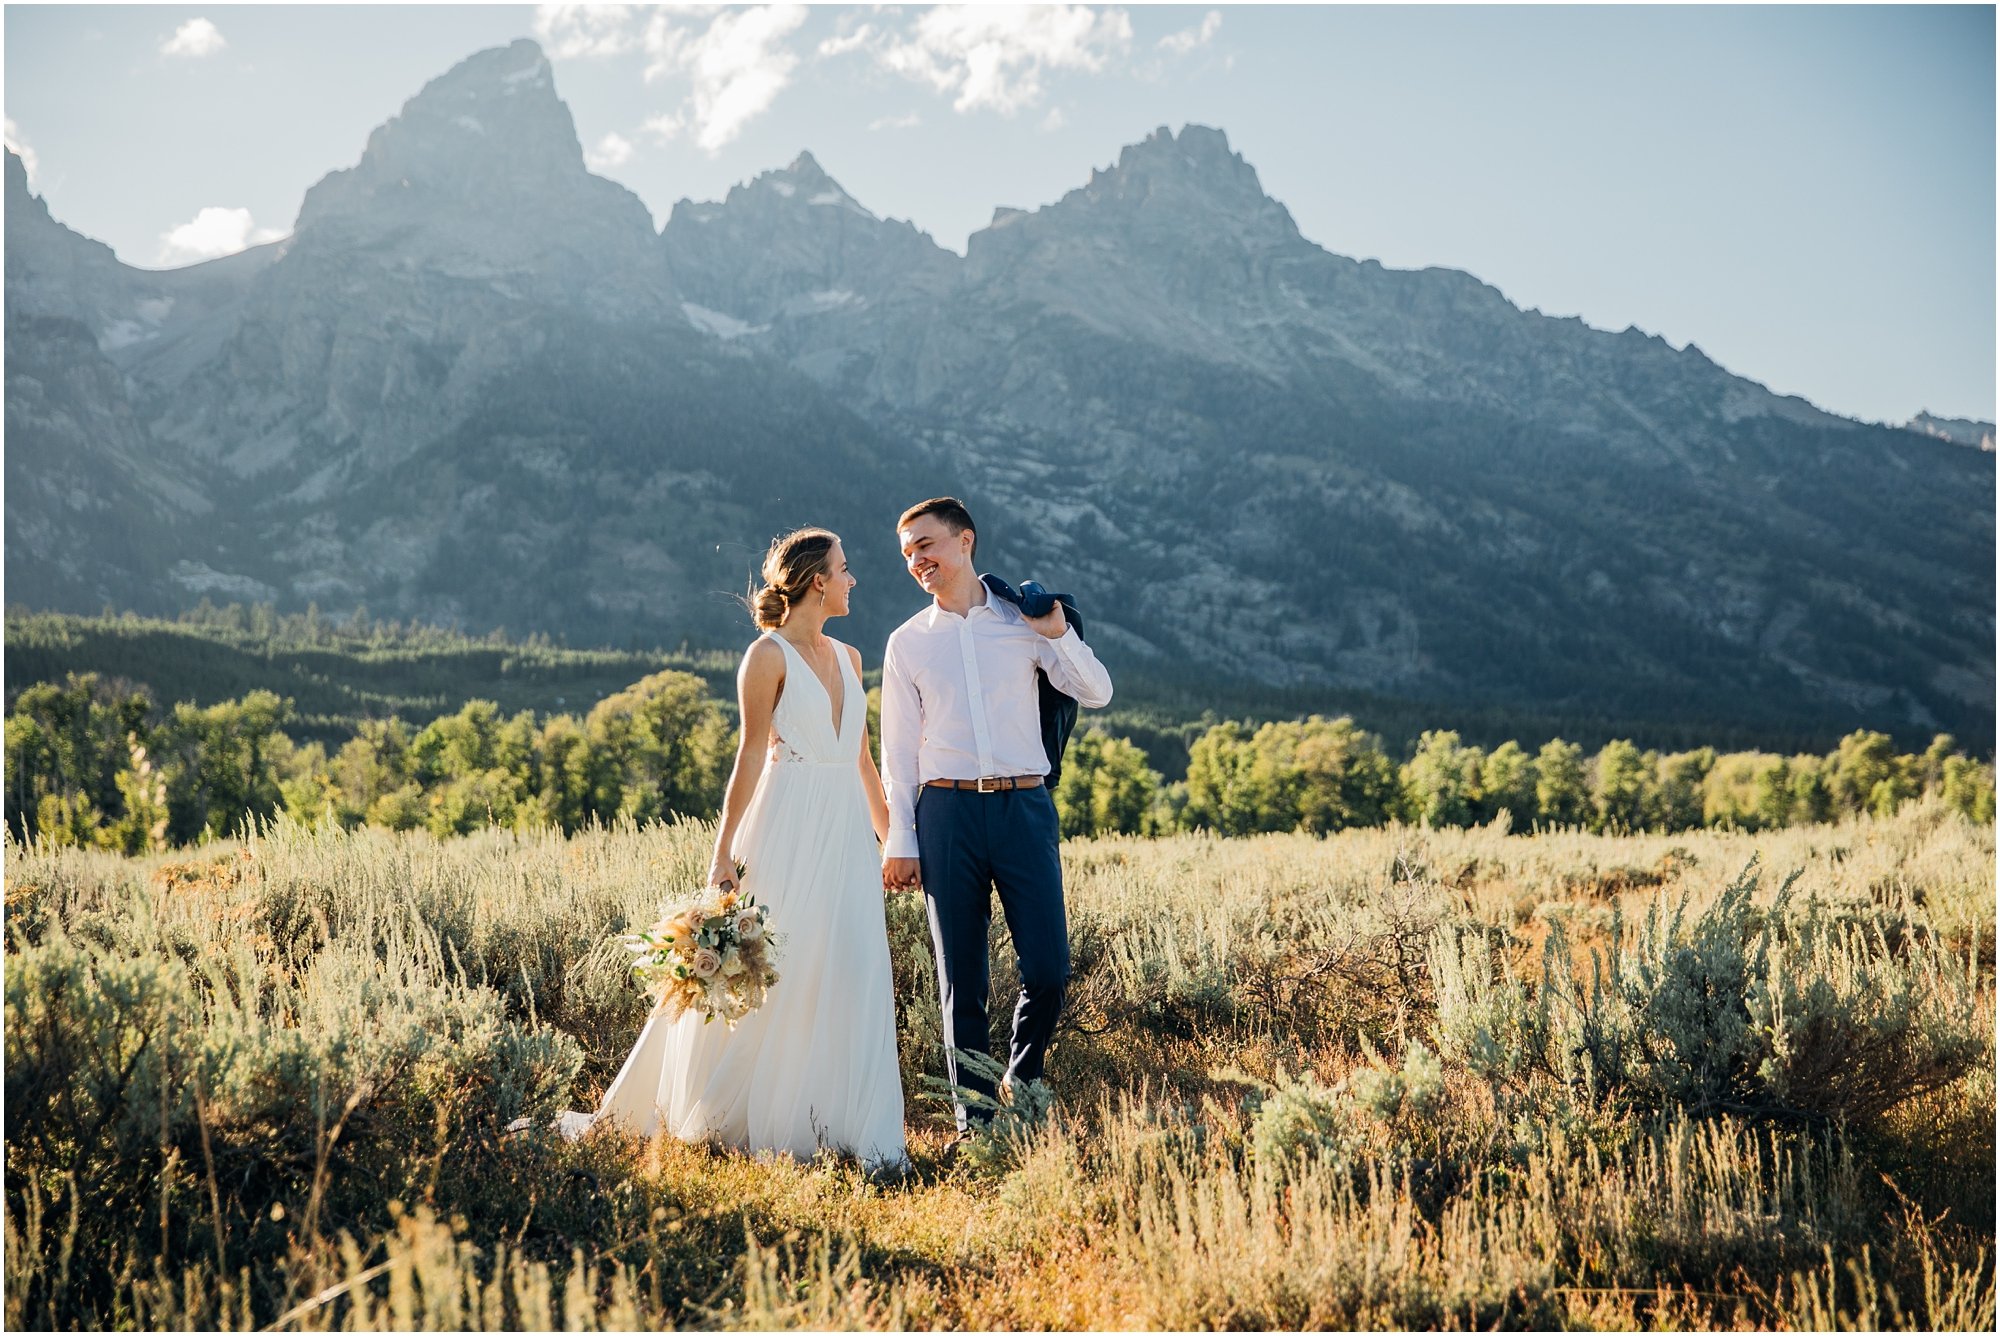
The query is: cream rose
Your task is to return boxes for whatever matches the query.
[691,948,723,979]
[734,909,764,940]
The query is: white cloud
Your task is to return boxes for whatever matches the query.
[641,110,685,142]
[158,207,283,265]
[1158,9,1221,55]
[1040,106,1065,131]
[534,4,642,59]
[642,4,807,153]
[874,4,1132,115]
[868,110,921,131]
[817,23,875,59]
[585,130,635,170]
[4,118,39,185]
[161,18,227,59]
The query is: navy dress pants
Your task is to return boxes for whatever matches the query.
[916,784,1070,1130]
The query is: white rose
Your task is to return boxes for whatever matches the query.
[691,948,723,979]
[721,950,747,978]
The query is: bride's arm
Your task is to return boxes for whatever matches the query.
[848,644,891,845]
[708,639,784,888]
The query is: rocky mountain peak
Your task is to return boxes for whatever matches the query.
[663,149,951,326]
[283,38,667,316]
[784,150,829,182]
[364,37,570,172]
[697,149,878,222]
[1087,123,1296,229]
[969,122,1301,271]
[1115,124,1254,182]
[293,39,601,234]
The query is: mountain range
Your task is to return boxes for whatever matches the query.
[6,38,1992,746]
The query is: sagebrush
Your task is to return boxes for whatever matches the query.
[4,803,1993,1329]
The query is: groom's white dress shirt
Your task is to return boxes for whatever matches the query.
[879,582,1113,861]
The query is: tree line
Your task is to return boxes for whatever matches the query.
[4,605,736,749]
[1060,717,1994,837]
[6,671,729,851]
[5,672,1992,854]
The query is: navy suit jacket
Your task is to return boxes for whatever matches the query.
[980,574,1087,788]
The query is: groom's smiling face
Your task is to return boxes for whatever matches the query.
[898,514,975,597]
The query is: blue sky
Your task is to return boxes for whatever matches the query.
[5,4,1993,425]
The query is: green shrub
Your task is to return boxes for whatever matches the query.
[1431,862,1982,1129]
[1347,1042,1446,1127]
[1247,1068,1357,1170]
[1749,895,1987,1123]
[921,1050,1057,1176]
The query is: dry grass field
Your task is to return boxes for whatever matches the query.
[4,803,1993,1329]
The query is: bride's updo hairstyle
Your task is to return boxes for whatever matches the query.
[749,527,839,630]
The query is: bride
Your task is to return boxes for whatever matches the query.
[568,527,908,1172]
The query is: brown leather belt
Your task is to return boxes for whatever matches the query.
[924,775,1045,793]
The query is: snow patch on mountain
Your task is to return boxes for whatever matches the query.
[681,301,764,340]
[794,289,859,312]
[169,561,278,601]
[808,190,875,220]
[100,320,155,350]
[501,60,549,89]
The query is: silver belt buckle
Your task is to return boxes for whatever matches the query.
[976,775,1001,793]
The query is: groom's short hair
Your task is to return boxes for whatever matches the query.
[898,497,977,558]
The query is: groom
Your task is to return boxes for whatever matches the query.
[879,497,1113,1131]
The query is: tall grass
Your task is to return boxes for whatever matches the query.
[5,802,1992,1329]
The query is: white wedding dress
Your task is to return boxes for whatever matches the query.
[571,633,907,1171]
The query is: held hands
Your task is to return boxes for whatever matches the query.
[881,856,922,893]
[1023,601,1068,639]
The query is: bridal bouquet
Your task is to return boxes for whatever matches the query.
[621,888,780,1027]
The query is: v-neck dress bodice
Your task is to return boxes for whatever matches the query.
[763,633,861,766]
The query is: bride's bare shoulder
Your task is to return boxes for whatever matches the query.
[740,635,785,678]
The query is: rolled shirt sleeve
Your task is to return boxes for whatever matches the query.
[879,633,924,860]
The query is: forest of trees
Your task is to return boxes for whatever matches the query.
[4,671,733,851]
[7,670,1991,854]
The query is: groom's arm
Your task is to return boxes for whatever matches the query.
[879,634,924,862]
[1029,614,1113,709]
